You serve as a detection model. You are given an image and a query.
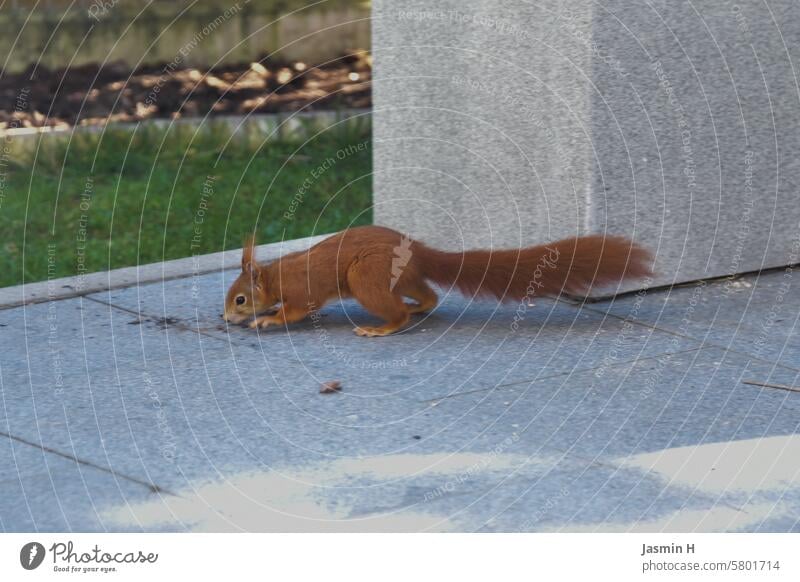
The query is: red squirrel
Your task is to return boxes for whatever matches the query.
[223,225,652,337]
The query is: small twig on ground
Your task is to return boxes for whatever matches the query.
[742,380,800,394]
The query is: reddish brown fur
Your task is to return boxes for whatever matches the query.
[223,225,653,336]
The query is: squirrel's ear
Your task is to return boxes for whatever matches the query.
[253,265,265,289]
[242,235,256,272]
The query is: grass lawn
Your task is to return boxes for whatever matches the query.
[0,117,372,288]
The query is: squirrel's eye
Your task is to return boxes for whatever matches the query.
[235,295,246,306]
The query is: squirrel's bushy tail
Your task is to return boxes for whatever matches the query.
[416,235,652,300]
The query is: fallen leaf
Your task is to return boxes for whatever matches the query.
[320,380,342,394]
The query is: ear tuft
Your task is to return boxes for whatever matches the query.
[242,234,256,271]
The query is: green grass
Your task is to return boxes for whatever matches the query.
[0,117,372,288]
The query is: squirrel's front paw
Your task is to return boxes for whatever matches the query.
[249,316,277,329]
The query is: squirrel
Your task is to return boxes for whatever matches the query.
[223,225,652,337]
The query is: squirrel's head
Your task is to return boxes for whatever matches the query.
[223,236,278,324]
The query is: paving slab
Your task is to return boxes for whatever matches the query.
[426,347,800,459]
[89,266,703,399]
[95,428,800,532]
[476,442,800,533]
[1,256,797,531]
[1,297,443,491]
[418,347,800,532]
[0,437,151,532]
[589,269,800,369]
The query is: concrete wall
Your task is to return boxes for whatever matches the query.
[372,1,800,292]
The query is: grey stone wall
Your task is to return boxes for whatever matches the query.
[372,1,800,293]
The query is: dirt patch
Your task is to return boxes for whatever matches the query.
[0,53,371,130]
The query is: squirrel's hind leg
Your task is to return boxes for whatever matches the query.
[347,255,410,337]
[398,279,438,314]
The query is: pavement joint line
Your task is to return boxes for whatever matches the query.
[420,346,710,403]
[84,293,308,395]
[83,295,231,344]
[0,430,177,496]
[572,262,800,303]
[741,380,800,395]
[573,299,800,375]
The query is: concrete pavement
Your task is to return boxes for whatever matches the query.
[1,242,798,531]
